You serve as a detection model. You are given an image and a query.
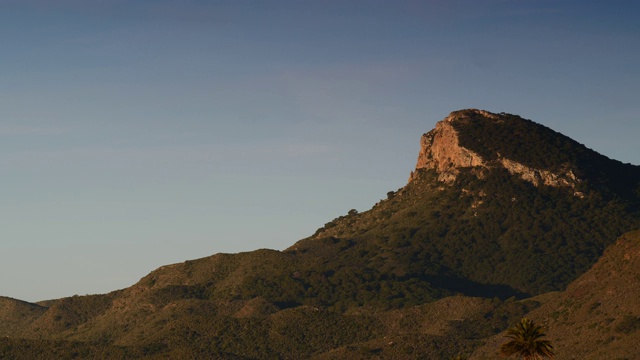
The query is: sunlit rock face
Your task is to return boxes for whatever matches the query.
[410,109,580,189]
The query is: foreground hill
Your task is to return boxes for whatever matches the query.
[472,230,640,360]
[1,109,639,358]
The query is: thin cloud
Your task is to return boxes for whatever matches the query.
[1,0,231,25]
[0,141,339,168]
[401,0,564,22]
[258,143,337,158]
[0,125,65,136]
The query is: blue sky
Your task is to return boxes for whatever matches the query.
[1,0,639,302]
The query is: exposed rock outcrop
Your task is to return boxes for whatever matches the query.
[410,109,581,189]
[412,113,486,182]
[499,158,579,188]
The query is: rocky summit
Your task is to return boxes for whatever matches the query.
[411,109,581,188]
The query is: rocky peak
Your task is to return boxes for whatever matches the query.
[409,109,581,188]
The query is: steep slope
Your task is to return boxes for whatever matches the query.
[472,230,640,360]
[292,109,640,297]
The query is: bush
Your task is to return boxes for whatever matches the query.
[615,315,640,334]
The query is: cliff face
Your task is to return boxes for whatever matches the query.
[412,112,486,183]
[410,109,581,188]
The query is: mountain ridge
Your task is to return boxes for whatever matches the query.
[1,109,639,359]
[294,110,640,296]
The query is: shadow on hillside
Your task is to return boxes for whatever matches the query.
[425,274,530,300]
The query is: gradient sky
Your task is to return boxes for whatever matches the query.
[1,0,639,302]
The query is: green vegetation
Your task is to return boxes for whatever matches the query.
[500,318,555,360]
[453,110,640,201]
[0,110,639,358]
[291,165,640,304]
[0,296,540,359]
[454,111,587,172]
[615,315,640,334]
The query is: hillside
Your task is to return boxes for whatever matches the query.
[1,109,639,358]
[292,109,640,297]
[472,230,640,360]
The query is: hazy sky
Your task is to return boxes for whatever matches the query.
[1,0,639,302]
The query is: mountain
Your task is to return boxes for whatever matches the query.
[1,109,639,359]
[291,109,640,298]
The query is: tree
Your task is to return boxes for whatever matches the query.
[500,318,554,359]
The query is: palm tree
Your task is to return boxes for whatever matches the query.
[500,318,555,359]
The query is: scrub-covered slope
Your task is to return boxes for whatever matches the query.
[1,109,638,359]
[472,230,640,360]
[293,109,640,297]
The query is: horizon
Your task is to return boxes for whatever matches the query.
[1,0,639,302]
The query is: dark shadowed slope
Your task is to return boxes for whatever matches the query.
[472,230,640,360]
